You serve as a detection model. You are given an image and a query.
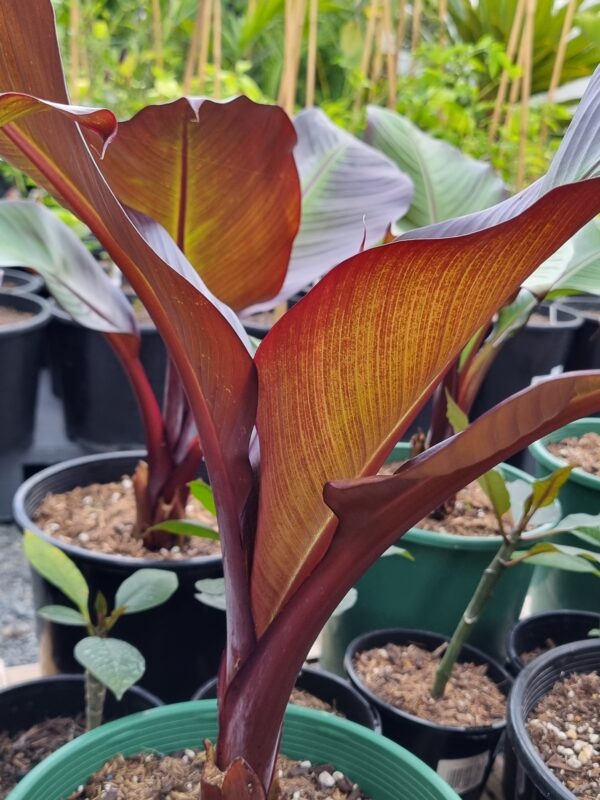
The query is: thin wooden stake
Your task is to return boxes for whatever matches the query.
[516,0,536,190]
[353,0,379,115]
[488,0,526,143]
[152,0,164,71]
[396,0,408,52]
[69,0,80,102]
[305,0,319,107]
[439,0,448,45]
[382,0,397,109]
[368,9,384,103]
[183,1,204,94]
[278,0,306,115]
[504,13,528,133]
[410,0,423,74]
[213,0,222,98]
[278,0,294,110]
[197,0,213,92]
[540,0,577,143]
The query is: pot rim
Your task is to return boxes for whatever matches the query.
[392,444,560,550]
[0,290,50,334]
[528,418,600,491]
[12,450,222,570]
[7,699,460,800]
[0,267,45,295]
[49,297,157,333]
[507,638,600,799]
[505,609,600,672]
[345,627,511,736]
[523,304,583,330]
[0,673,163,708]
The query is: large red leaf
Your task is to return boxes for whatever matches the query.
[98,97,301,311]
[220,370,600,787]
[251,178,600,636]
[0,0,257,677]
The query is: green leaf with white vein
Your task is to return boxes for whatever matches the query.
[38,605,87,626]
[365,106,506,231]
[23,531,90,621]
[114,569,178,614]
[74,637,145,700]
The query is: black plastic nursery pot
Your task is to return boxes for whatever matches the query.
[505,610,600,675]
[193,665,382,731]
[471,304,582,422]
[0,267,44,296]
[345,629,512,800]
[505,639,600,800]
[0,291,50,451]
[12,451,226,703]
[48,303,167,448]
[559,296,600,374]
[7,700,460,800]
[0,674,161,737]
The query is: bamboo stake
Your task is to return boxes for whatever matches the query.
[504,13,528,133]
[540,0,577,143]
[79,0,91,95]
[289,0,307,110]
[353,0,379,115]
[368,6,384,103]
[439,0,448,45]
[396,0,408,53]
[410,0,423,74]
[152,0,164,71]
[213,0,222,98]
[69,0,80,102]
[197,0,213,92]
[516,0,536,190]
[278,0,306,115]
[488,0,527,143]
[382,0,397,109]
[183,1,204,94]
[278,0,294,110]
[305,0,319,107]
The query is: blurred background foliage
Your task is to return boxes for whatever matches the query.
[1,0,598,196]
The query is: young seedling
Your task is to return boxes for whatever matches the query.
[23,531,178,730]
[432,398,600,698]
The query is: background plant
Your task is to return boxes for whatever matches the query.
[23,531,178,729]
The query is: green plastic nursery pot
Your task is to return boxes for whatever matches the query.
[527,419,600,614]
[7,700,460,800]
[320,444,547,674]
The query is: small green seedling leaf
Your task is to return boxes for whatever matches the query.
[588,628,600,638]
[445,391,468,434]
[571,526,600,548]
[195,577,226,611]
[94,591,108,620]
[74,637,145,700]
[114,568,178,615]
[513,542,600,574]
[478,468,511,520]
[149,519,219,540]
[23,531,89,621]
[189,479,217,516]
[381,545,414,560]
[524,467,574,516]
[38,605,87,626]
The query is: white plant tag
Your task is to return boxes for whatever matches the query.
[436,750,490,795]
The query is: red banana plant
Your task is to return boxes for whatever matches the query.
[1,2,600,796]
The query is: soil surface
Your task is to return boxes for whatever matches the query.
[34,477,220,560]
[527,671,600,799]
[353,643,505,728]
[548,433,600,476]
[0,715,85,799]
[0,307,34,326]
[520,639,557,666]
[380,465,510,537]
[68,750,369,799]
[290,688,344,717]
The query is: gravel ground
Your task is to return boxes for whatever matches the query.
[0,524,37,666]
